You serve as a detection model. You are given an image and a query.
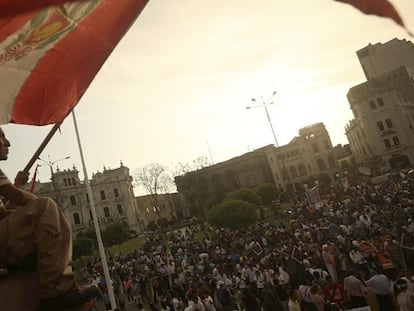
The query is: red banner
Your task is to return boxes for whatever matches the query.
[0,0,149,125]
[335,0,406,28]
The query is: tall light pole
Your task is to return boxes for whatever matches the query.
[247,91,290,191]
[38,155,70,203]
[247,91,280,147]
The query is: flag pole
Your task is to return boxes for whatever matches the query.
[71,110,116,309]
[23,123,61,173]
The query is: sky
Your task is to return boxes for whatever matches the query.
[2,0,414,192]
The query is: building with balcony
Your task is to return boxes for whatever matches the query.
[345,38,414,171]
[32,163,142,237]
[265,123,340,191]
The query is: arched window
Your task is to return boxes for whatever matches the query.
[114,188,119,197]
[225,169,238,190]
[377,97,385,106]
[281,168,289,180]
[298,164,307,176]
[73,213,81,225]
[328,156,336,169]
[70,195,76,205]
[369,100,376,109]
[317,159,327,171]
[104,207,110,217]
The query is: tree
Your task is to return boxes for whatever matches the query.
[101,223,130,247]
[147,220,158,231]
[76,228,97,242]
[173,156,211,175]
[226,188,260,206]
[175,172,211,220]
[207,199,257,230]
[134,163,174,217]
[255,183,279,205]
[73,237,95,258]
[173,156,212,220]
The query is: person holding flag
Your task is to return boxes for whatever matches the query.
[0,127,100,310]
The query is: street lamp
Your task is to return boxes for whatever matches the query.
[247,90,280,147]
[38,155,70,203]
[246,91,291,192]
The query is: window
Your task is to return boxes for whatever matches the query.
[104,207,110,217]
[70,195,76,205]
[100,190,106,200]
[369,100,376,109]
[317,159,327,171]
[384,139,391,148]
[377,121,384,131]
[312,143,319,153]
[68,178,71,186]
[289,166,297,178]
[298,164,307,176]
[71,177,76,185]
[114,188,119,198]
[73,213,81,225]
[377,98,384,106]
[385,118,393,128]
[246,175,257,187]
[63,179,67,186]
[86,193,89,203]
[328,156,336,169]
[392,136,400,145]
[117,204,123,214]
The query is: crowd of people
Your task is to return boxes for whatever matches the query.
[79,170,414,311]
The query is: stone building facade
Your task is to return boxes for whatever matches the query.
[345,38,414,171]
[174,146,275,216]
[32,163,142,237]
[135,193,179,228]
[175,124,339,215]
[266,123,340,191]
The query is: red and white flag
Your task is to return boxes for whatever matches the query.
[335,0,411,35]
[0,0,149,126]
[0,0,89,18]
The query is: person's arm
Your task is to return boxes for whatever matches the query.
[0,175,36,207]
[1,184,36,206]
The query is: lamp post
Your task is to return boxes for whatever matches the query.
[38,155,70,203]
[247,91,280,147]
[246,91,291,192]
